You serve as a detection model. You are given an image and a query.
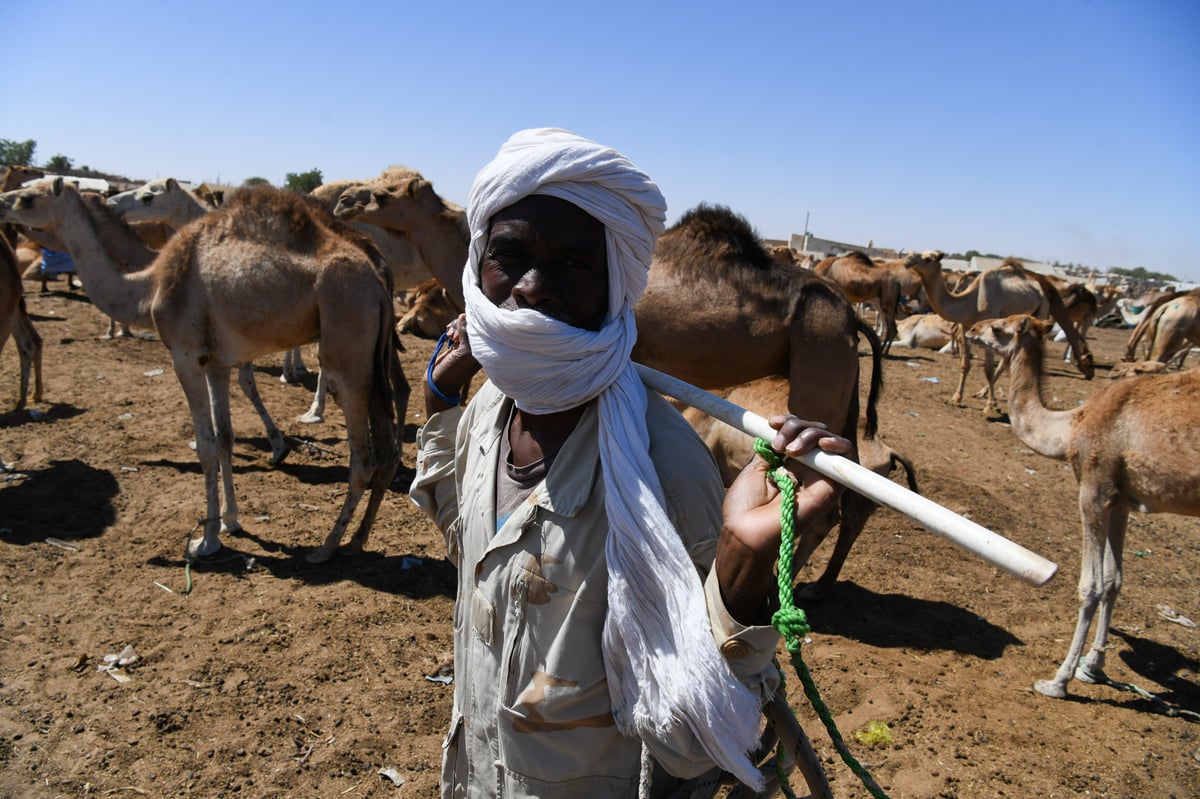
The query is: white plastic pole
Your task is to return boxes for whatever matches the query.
[636,364,1058,587]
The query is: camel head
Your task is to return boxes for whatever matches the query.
[903,250,944,276]
[0,177,72,230]
[106,177,186,222]
[333,176,441,229]
[966,314,1053,362]
[397,280,457,339]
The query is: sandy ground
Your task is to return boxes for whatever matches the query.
[1,286,1198,798]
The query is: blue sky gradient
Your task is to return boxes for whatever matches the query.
[9,1,1199,280]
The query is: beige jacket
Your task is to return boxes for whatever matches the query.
[410,380,781,799]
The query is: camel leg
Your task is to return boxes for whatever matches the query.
[1077,505,1128,682]
[975,348,1004,416]
[236,363,291,466]
[206,365,242,538]
[801,491,876,600]
[345,361,406,554]
[296,369,327,424]
[952,326,970,406]
[172,358,227,559]
[305,376,373,564]
[280,347,310,384]
[1034,488,1112,698]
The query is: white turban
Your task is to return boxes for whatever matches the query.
[462,128,763,788]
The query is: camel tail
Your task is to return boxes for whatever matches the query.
[856,318,883,440]
[890,452,920,494]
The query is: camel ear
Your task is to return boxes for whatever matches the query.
[1017,316,1031,334]
[166,177,179,191]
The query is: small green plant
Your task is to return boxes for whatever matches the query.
[854,720,894,748]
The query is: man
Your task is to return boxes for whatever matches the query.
[410,128,851,799]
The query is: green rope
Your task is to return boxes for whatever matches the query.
[754,438,890,799]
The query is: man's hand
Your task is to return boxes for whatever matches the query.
[425,314,482,413]
[715,415,852,625]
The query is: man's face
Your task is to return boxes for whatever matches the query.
[480,195,609,331]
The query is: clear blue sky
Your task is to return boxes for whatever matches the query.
[9,1,1199,281]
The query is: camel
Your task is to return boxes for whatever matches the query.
[634,205,884,598]
[397,277,457,339]
[17,182,293,461]
[966,314,1200,698]
[1122,288,1200,367]
[1052,283,1123,363]
[0,178,406,563]
[681,375,918,597]
[906,253,1093,414]
[814,251,901,352]
[330,166,469,309]
[0,237,43,410]
[891,312,956,351]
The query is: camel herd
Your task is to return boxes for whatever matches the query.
[1,163,1198,711]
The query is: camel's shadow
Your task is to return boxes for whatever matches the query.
[801,581,1022,660]
[147,532,456,601]
[0,403,88,429]
[0,458,119,544]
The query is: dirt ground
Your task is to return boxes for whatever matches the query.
[1,286,1197,799]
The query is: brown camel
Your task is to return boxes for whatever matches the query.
[0,236,43,410]
[1123,288,1200,367]
[906,253,1093,414]
[680,375,918,598]
[634,204,884,598]
[966,314,1200,698]
[397,277,457,339]
[814,251,902,352]
[1,165,45,248]
[0,178,406,563]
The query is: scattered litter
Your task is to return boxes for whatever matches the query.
[1157,604,1196,628]
[153,582,174,594]
[401,556,423,570]
[1133,550,1151,558]
[95,374,105,380]
[854,720,894,747]
[905,361,921,368]
[908,411,920,417]
[98,645,139,683]
[919,376,940,384]
[143,368,165,377]
[120,466,139,473]
[378,766,406,787]
[253,515,270,522]
[118,413,133,420]
[28,409,45,421]
[1024,468,1037,475]
[425,674,453,686]
[44,538,79,552]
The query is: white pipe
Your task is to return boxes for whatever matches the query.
[636,364,1058,587]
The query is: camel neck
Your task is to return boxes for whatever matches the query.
[1006,336,1074,461]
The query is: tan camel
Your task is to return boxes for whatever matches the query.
[891,312,956,351]
[330,166,469,309]
[1123,288,1200,367]
[814,251,901,352]
[906,254,1093,413]
[966,314,1200,698]
[0,237,43,410]
[0,178,406,563]
[681,375,918,597]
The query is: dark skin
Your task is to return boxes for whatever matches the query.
[426,194,852,625]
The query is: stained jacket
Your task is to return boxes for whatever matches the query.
[410,379,781,799]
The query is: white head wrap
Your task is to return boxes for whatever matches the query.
[463,128,763,788]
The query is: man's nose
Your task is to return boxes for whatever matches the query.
[511,265,554,309]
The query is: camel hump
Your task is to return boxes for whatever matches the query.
[206,185,345,252]
[663,203,774,268]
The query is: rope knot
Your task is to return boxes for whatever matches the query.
[772,607,810,652]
